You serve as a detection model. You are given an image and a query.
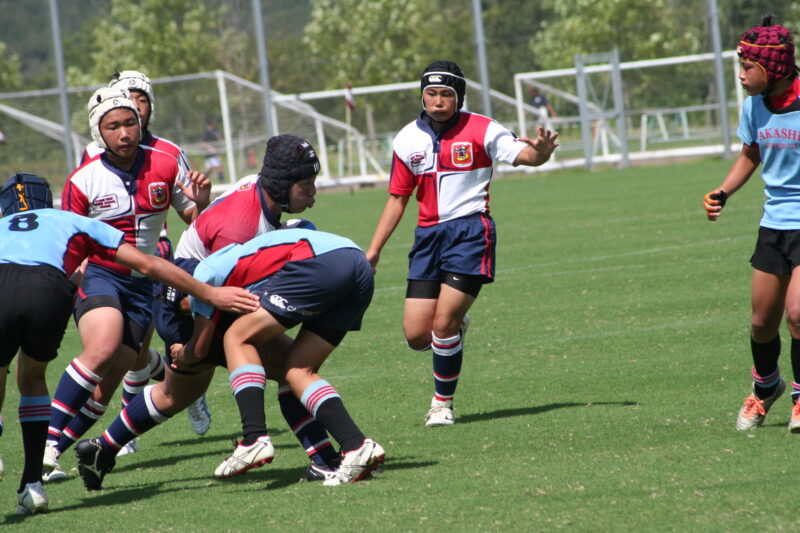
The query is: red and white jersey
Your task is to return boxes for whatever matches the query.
[81,131,191,175]
[174,174,280,260]
[389,111,525,227]
[62,145,195,276]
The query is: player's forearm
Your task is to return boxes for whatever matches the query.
[367,195,408,254]
[718,145,760,197]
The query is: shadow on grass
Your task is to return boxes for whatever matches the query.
[157,426,288,447]
[458,401,638,424]
[45,464,320,512]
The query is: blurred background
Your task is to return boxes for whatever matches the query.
[0,0,798,190]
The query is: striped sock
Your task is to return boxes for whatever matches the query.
[793,381,800,404]
[57,398,107,454]
[148,349,165,381]
[122,367,151,407]
[791,338,800,403]
[277,385,338,468]
[19,395,50,487]
[752,366,781,399]
[301,380,364,453]
[48,358,102,446]
[431,332,463,404]
[230,364,267,445]
[100,384,169,457]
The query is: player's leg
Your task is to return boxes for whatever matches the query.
[0,362,6,482]
[261,334,341,478]
[424,281,477,427]
[16,353,50,507]
[285,328,384,486]
[214,308,284,479]
[75,367,213,490]
[736,268,788,430]
[403,295,437,350]
[422,213,492,427]
[784,262,800,432]
[47,306,121,455]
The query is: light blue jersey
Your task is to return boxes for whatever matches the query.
[191,229,361,318]
[738,95,800,229]
[0,208,124,275]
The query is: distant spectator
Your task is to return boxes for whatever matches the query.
[201,117,224,182]
[527,86,557,119]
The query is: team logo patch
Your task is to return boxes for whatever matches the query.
[238,182,254,191]
[269,294,288,309]
[409,152,427,168]
[148,182,169,208]
[452,142,473,167]
[93,194,119,210]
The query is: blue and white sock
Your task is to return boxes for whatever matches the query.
[431,332,463,405]
[48,359,101,445]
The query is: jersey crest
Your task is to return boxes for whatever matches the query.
[148,182,169,208]
[452,142,473,167]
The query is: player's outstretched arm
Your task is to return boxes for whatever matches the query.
[114,243,259,313]
[513,125,560,167]
[366,194,410,271]
[703,143,761,222]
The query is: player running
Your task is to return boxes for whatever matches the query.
[703,17,800,431]
[366,60,559,426]
[75,228,384,490]
[62,70,208,460]
[43,85,215,479]
[0,173,256,515]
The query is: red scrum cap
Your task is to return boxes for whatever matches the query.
[738,15,797,86]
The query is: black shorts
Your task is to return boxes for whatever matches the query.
[750,227,800,275]
[0,264,76,366]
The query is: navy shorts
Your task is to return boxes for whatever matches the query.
[75,263,154,350]
[408,212,496,283]
[252,248,374,346]
[0,264,76,365]
[750,227,800,275]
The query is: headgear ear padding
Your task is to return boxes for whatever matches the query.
[421,60,466,110]
[87,86,141,151]
[109,70,155,124]
[737,16,797,87]
[257,135,320,213]
[0,173,53,216]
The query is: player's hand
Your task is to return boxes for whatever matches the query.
[518,126,560,156]
[179,170,212,210]
[365,249,380,274]
[169,343,188,370]
[209,286,260,314]
[703,188,728,221]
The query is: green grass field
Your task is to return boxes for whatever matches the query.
[2,157,794,532]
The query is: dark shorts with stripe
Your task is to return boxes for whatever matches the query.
[0,264,76,365]
[251,248,374,346]
[75,263,154,350]
[750,227,800,275]
[408,212,496,283]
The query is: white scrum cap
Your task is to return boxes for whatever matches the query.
[109,70,155,122]
[87,86,141,150]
